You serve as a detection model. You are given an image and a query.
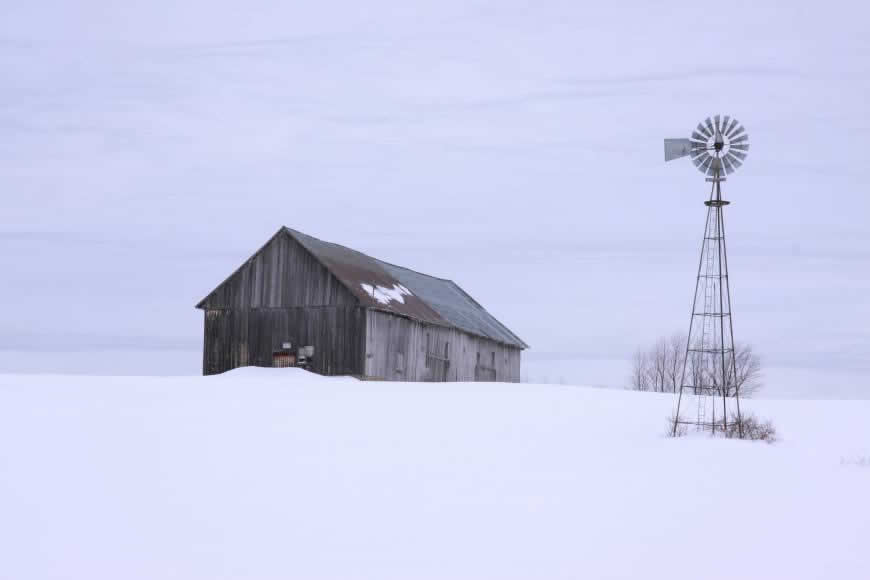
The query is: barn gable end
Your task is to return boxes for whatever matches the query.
[196,229,365,376]
[196,229,359,310]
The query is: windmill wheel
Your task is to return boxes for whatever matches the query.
[665,115,749,176]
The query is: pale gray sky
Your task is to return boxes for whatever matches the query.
[2,1,868,395]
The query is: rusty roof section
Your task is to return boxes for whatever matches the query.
[285,228,528,349]
[285,228,447,326]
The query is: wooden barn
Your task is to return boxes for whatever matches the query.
[196,227,528,381]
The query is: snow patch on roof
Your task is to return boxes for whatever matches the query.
[359,283,413,305]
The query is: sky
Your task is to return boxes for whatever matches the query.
[1,1,869,396]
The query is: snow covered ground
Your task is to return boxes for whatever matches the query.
[1,368,868,579]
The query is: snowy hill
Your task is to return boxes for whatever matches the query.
[1,369,868,579]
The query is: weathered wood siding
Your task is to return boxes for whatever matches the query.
[363,310,521,382]
[200,229,524,379]
[204,307,365,376]
[199,232,357,309]
[201,232,364,375]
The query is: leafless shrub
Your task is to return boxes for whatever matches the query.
[725,412,777,443]
[666,411,776,442]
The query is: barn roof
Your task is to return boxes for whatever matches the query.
[286,228,446,327]
[286,228,528,349]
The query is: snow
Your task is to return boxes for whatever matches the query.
[1,368,868,579]
[360,282,413,305]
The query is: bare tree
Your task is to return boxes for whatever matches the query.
[631,349,650,392]
[630,333,763,397]
[664,333,683,393]
[731,344,762,398]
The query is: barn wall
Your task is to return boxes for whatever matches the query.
[199,231,358,309]
[363,310,521,382]
[203,306,365,376]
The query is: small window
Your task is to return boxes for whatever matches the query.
[444,342,449,359]
[476,352,481,366]
[491,352,496,368]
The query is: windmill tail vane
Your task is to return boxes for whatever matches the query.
[664,115,750,437]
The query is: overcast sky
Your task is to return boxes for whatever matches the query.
[1,1,868,395]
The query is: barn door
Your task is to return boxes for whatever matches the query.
[424,336,450,382]
[395,351,405,378]
[474,351,497,381]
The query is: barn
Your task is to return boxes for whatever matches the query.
[196,227,528,381]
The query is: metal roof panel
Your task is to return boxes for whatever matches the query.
[288,228,527,348]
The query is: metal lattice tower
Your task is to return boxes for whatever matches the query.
[664,115,749,436]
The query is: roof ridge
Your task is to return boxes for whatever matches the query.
[373,258,455,284]
[284,226,456,284]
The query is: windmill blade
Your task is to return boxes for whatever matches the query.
[730,125,746,139]
[696,122,712,138]
[721,115,731,136]
[722,155,735,174]
[691,130,708,143]
[729,142,750,151]
[726,154,743,169]
[690,144,707,157]
[728,149,747,160]
[730,134,749,144]
[664,138,693,161]
[704,117,715,136]
[725,118,739,136]
[714,115,722,134]
[698,154,714,174]
[692,152,710,169]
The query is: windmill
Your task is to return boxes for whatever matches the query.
[664,115,749,437]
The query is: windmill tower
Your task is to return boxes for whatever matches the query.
[664,115,749,437]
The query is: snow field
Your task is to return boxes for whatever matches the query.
[0,368,868,579]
